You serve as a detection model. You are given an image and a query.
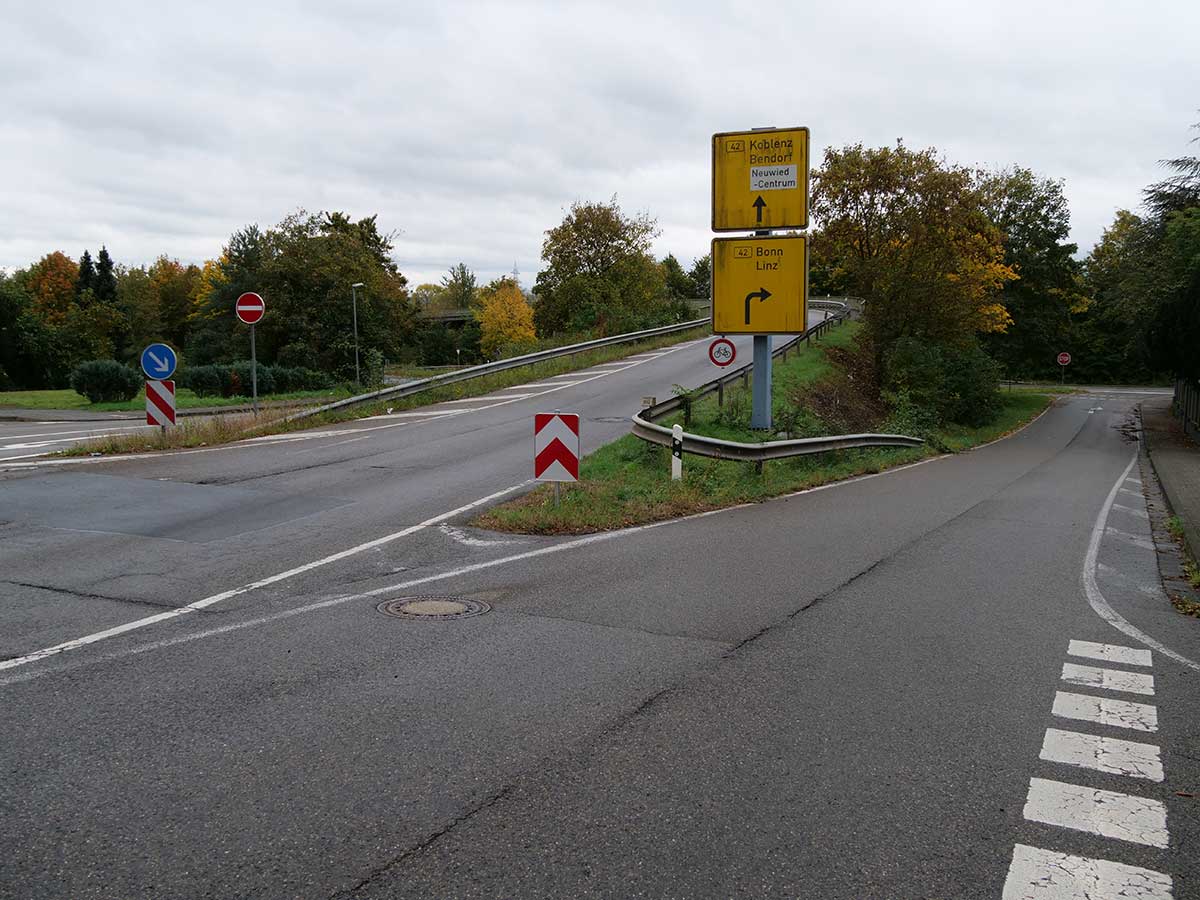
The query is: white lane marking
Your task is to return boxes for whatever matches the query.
[1052,691,1158,733]
[1022,777,1168,848]
[1118,487,1142,498]
[1089,389,1173,395]
[508,381,583,389]
[1068,639,1153,668]
[1112,503,1149,520]
[1086,441,1200,672]
[1040,728,1164,782]
[0,480,534,673]
[1002,843,1172,899]
[0,438,91,450]
[287,435,372,454]
[0,502,747,687]
[1125,477,1142,486]
[371,410,462,419]
[1061,662,1155,696]
[0,426,144,440]
[244,429,360,442]
[1104,526,1156,550]
[438,524,525,547]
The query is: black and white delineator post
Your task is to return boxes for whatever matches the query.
[671,424,683,481]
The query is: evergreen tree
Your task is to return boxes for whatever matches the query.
[95,246,118,304]
[76,250,96,298]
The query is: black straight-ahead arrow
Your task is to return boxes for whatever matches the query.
[753,195,767,224]
[744,287,772,325]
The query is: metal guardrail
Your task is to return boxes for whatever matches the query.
[1176,379,1200,440]
[635,312,849,424]
[283,317,708,424]
[631,312,924,464]
[631,419,925,462]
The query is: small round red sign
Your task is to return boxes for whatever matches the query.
[709,338,736,368]
[236,292,266,325]
[1057,351,1071,366]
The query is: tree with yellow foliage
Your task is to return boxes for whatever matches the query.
[813,142,1017,354]
[476,277,535,359]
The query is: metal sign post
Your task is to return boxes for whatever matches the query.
[250,324,259,415]
[235,293,266,416]
[1058,351,1071,385]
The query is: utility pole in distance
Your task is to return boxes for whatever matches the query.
[351,282,365,387]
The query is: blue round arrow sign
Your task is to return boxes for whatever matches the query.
[140,342,178,380]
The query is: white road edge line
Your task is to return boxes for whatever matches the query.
[1061,661,1154,696]
[1002,843,1172,899]
[1022,776,1168,848]
[1051,690,1158,733]
[1039,727,1164,781]
[0,480,534,673]
[1082,452,1200,671]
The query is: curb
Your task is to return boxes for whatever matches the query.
[1137,407,1200,617]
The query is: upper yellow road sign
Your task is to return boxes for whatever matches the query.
[711,234,808,335]
[712,127,809,232]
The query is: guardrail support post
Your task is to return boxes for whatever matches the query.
[717,380,724,408]
[671,424,683,481]
[751,335,772,430]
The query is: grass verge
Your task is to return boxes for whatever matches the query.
[474,327,1052,534]
[61,409,292,456]
[58,325,709,456]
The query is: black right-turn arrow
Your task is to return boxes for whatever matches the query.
[744,287,772,325]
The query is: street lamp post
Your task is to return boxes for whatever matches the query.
[351,282,365,387]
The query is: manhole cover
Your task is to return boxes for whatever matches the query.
[376,596,491,620]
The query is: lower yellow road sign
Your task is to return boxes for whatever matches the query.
[711,234,808,335]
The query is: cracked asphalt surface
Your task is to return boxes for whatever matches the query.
[1,357,1198,897]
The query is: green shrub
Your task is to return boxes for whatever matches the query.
[884,338,1001,427]
[69,360,142,403]
[179,364,226,398]
[940,343,1002,427]
[267,365,333,393]
[228,361,275,396]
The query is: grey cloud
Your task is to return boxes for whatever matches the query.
[2,0,1198,289]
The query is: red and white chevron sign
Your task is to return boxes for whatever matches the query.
[145,379,177,427]
[534,413,580,482]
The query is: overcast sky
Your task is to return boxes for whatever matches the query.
[3,0,1197,288]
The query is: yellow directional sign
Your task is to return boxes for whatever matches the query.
[711,235,808,335]
[712,127,809,232]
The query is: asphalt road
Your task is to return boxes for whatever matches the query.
[0,336,1195,898]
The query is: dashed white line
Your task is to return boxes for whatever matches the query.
[1061,662,1154,696]
[1039,728,1163,782]
[1112,503,1149,519]
[1052,691,1158,733]
[1067,639,1153,668]
[1022,777,1168,848]
[1002,843,1172,899]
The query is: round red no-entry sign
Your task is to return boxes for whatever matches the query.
[235,292,266,325]
[709,337,736,367]
[1057,351,1072,366]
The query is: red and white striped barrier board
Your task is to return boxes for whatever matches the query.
[534,413,580,482]
[146,379,177,426]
